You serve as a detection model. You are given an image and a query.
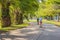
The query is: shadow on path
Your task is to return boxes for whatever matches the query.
[0,22,40,40]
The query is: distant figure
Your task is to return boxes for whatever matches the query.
[39,17,42,28]
[37,18,39,25]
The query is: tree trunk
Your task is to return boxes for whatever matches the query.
[15,9,23,24]
[1,1,11,27]
[57,13,59,22]
[19,13,23,24]
[50,16,53,20]
[58,13,60,22]
[15,10,20,24]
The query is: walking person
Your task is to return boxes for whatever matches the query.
[37,18,39,25]
[39,17,43,28]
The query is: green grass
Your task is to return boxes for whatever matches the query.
[0,23,29,31]
[24,19,37,23]
[0,20,1,28]
[0,19,36,31]
[43,19,60,27]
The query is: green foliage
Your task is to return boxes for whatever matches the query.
[10,0,39,22]
[0,23,28,31]
[19,0,39,12]
[36,0,60,18]
[0,0,39,27]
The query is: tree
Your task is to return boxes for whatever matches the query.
[36,0,58,20]
[54,0,60,21]
[0,0,39,27]
[14,0,39,24]
[0,0,11,27]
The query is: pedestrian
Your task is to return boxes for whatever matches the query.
[37,18,39,25]
[39,17,42,28]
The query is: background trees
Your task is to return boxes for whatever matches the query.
[0,0,60,27]
[0,0,39,27]
[36,0,60,21]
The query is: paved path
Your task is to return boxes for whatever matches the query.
[37,24,60,40]
[0,22,60,40]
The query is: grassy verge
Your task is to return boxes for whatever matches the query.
[24,19,37,23]
[1,19,60,32]
[0,19,36,32]
[0,23,29,31]
[43,20,60,27]
[0,20,1,28]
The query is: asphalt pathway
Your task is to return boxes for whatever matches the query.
[0,22,60,40]
[37,24,60,40]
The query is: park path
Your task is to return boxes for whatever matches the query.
[0,22,40,40]
[0,22,60,40]
[37,24,60,40]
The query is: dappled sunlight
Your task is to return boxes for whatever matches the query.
[9,30,27,36]
[2,38,28,40]
[0,24,40,40]
[45,29,55,32]
[26,27,38,30]
[0,27,40,40]
[0,0,60,40]
[26,31,39,34]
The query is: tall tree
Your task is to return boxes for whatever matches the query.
[54,0,60,21]
[12,0,39,24]
[1,0,11,27]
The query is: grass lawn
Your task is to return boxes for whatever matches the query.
[0,21,29,31]
[0,19,36,31]
[24,19,37,23]
[43,19,60,27]
[0,20,1,28]
[0,23,29,31]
